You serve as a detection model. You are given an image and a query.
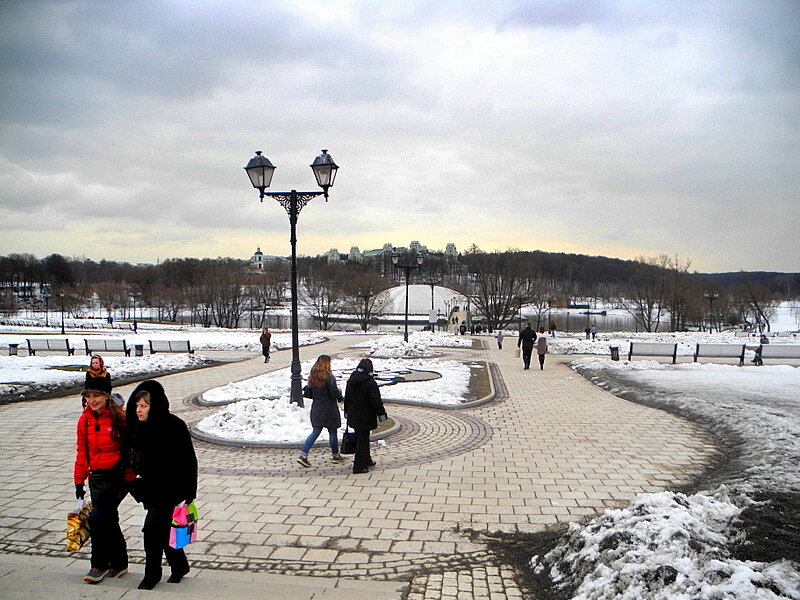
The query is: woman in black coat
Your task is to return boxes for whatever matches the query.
[344,358,387,474]
[126,380,197,591]
[297,355,344,467]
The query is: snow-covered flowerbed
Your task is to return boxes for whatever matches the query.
[353,331,473,351]
[0,353,212,398]
[532,487,800,600]
[195,357,474,443]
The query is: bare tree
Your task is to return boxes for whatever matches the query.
[344,271,391,332]
[300,263,349,330]
[618,256,668,332]
[737,272,778,332]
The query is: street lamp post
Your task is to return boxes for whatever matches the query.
[392,253,424,342]
[704,290,719,333]
[59,292,65,335]
[43,292,50,327]
[245,149,339,407]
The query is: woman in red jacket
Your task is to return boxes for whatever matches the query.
[73,377,132,584]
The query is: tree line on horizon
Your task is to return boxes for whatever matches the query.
[0,249,796,333]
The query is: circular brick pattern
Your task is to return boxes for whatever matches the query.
[194,405,494,477]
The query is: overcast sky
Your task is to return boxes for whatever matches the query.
[1,0,798,273]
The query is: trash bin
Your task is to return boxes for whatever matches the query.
[134,344,144,357]
[610,346,620,361]
[8,343,19,356]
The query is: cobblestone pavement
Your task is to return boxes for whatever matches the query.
[0,334,722,599]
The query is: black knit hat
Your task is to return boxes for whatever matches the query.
[83,376,112,395]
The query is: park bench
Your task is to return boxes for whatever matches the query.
[627,342,677,364]
[694,343,746,365]
[149,339,194,354]
[26,338,75,356]
[756,344,800,363]
[84,338,130,356]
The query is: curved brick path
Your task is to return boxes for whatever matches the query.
[0,333,722,599]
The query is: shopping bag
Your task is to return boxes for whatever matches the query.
[170,501,199,549]
[514,349,520,358]
[66,499,92,551]
[341,428,356,455]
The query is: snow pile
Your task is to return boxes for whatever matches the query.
[531,488,800,600]
[196,396,314,443]
[360,336,438,358]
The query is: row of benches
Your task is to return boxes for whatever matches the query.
[624,342,800,364]
[24,338,194,356]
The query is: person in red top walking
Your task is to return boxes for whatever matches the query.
[259,327,272,363]
[73,377,133,584]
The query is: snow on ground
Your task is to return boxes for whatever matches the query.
[0,353,212,398]
[352,330,474,357]
[0,324,330,353]
[196,356,473,444]
[544,330,798,358]
[529,357,800,599]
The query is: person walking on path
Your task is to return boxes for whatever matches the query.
[518,323,537,370]
[297,355,346,467]
[259,327,272,363]
[84,355,111,406]
[536,326,548,370]
[495,330,504,349]
[73,377,133,584]
[125,380,197,591]
[590,325,598,340]
[344,358,388,474]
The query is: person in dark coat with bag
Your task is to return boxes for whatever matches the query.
[297,354,345,467]
[126,380,197,591]
[344,358,388,474]
[518,323,537,370]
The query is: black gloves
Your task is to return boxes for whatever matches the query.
[75,484,85,499]
[185,498,194,506]
[377,414,388,423]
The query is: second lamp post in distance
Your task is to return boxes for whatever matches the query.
[392,252,424,343]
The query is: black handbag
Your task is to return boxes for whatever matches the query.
[302,385,312,399]
[341,427,356,454]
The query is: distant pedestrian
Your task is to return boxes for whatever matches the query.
[344,358,388,474]
[125,380,197,590]
[549,322,556,337]
[495,330,504,349]
[518,323,537,370]
[585,327,591,339]
[459,323,467,335]
[74,377,132,585]
[536,326,548,370]
[259,327,271,363]
[297,355,345,468]
[590,326,597,340]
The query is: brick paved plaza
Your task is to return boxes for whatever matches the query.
[0,334,721,599]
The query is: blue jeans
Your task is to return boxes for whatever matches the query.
[300,427,339,456]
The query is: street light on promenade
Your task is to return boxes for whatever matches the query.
[59,292,65,335]
[132,293,140,333]
[392,252,424,342]
[43,291,50,327]
[244,149,339,407]
[704,289,719,333]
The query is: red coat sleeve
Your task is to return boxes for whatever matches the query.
[73,413,89,484]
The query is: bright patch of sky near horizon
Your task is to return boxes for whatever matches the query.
[1,1,798,271]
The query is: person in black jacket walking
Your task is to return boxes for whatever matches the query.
[126,380,197,591]
[518,323,537,369]
[297,354,345,467]
[344,359,387,474]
